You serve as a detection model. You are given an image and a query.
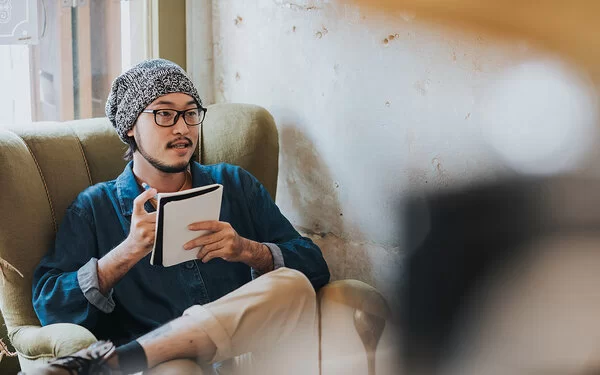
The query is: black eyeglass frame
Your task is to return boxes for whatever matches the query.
[141,107,207,127]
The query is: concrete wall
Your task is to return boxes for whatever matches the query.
[204,0,598,310]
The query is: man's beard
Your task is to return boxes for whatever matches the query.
[136,135,193,173]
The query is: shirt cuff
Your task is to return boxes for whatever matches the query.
[77,258,116,313]
[251,243,285,279]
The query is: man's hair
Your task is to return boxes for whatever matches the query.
[123,135,137,161]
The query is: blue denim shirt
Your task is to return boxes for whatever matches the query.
[32,161,330,344]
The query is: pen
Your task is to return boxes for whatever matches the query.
[141,182,159,200]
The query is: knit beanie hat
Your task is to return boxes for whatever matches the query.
[105,58,203,143]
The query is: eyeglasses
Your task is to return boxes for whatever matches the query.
[141,107,207,127]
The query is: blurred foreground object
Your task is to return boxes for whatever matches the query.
[342,0,600,373]
[346,0,600,81]
[402,177,600,374]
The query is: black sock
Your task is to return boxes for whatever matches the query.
[115,340,148,374]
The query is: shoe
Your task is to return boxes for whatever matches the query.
[18,340,116,375]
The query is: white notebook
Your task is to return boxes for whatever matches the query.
[150,184,223,267]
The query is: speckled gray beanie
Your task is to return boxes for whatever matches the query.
[105,59,202,143]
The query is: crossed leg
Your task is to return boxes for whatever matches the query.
[25,268,319,375]
[136,267,319,374]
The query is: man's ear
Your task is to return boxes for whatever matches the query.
[127,127,134,138]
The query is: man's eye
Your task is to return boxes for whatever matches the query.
[156,111,173,118]
[185,110,199,117]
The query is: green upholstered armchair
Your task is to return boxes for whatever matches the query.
[0,103,393,374]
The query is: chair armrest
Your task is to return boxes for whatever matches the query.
[318,280,391,319]
[9,324,97,360]
[318,280,394,375]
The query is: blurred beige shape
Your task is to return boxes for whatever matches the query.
[346,0,600,82]
[444,236,600,375]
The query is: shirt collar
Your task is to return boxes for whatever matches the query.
[115,161,141,216]
[115,161,215,217]
[190,161,215,187]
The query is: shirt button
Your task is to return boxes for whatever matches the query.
[185,261,195,269]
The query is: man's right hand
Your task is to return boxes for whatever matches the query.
[98,188,157,295]
[125,188,158,257]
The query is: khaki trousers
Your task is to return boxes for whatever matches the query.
[164,267,319,375]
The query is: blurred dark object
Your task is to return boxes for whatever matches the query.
[400,176,600,374]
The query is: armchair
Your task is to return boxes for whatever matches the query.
[0,103,393,374]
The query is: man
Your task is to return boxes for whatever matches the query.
[26,59,330,374]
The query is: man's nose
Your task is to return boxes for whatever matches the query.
[172,114,190,135]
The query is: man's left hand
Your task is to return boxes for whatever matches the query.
[184,221,273,273]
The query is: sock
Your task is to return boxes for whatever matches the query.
[115,340,148,374]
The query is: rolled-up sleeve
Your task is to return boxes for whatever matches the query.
[263,242,285,270]
[77,258,115,313]
[251,242,285,279]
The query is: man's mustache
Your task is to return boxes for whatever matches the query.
[167,137,193,147]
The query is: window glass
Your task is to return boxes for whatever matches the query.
[0,0,129,123]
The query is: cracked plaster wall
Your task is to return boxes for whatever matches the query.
[206,0,580,311]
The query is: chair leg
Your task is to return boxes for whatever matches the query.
[353,309,386,375]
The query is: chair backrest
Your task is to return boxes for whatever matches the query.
[0,103,278,335]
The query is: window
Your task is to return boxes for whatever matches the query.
[0,0,149,124]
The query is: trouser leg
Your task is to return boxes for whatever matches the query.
[143,358,206,375]
[183,267,319,375]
